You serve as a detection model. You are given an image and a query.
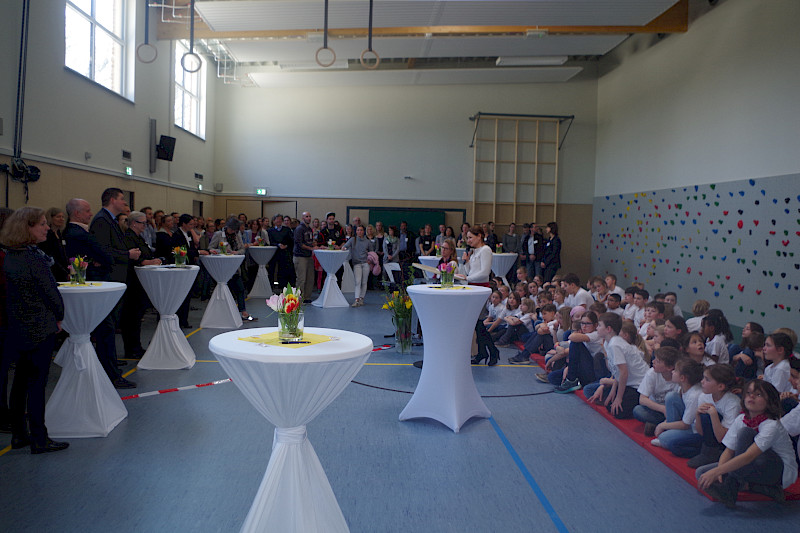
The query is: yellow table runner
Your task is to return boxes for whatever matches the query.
[58,282,103,287]
[237,331,332,348]
[429,285,474,290]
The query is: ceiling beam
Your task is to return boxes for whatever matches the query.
[156,0,687,40]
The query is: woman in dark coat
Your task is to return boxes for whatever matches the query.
[540,221,562,283]
[39,207,69,282]
[1,207,67,454]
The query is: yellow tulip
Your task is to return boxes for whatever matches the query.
[405,300,412,309]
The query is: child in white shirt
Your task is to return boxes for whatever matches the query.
[761,332,795,394]
[653,358,705,455]
[633,347,682,433]
[687,365,742,469]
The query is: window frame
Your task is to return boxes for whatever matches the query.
[173,40,207,140]
[64,0,131,98]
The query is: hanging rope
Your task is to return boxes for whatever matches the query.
[136,0,158,64]
[315,0,336,67]
[181,0,201,73]
[359,0,380,69]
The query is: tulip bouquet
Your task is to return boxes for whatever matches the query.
[438,262,455,288]
[267,283,304,341]
[382,287,413,353]
[68,256,89,284]
[434,243,441,257]
[173,245,188,266]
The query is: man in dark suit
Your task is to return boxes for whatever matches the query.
[89,188,140,389]
[171,214,208,328]
[63,198,112,269]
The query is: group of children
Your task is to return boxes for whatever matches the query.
[481,270,800,508]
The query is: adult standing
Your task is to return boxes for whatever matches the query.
[527,224,545,280]
[540,222,561,283]
[121,212,162,357]
[483,221,497,250]
[63,199,112,281]
[267,214,294,291]
[502,222,521,279]
[172,214,209,329]
[210,219,256,321]
[90,188,140,389]
[317,212,347,286]
[293,211,316,303]
[140,206,157,252]
[418,224,434,256]
[0,207,68,453]
[458,226,498,366]
[342,225,375,307]
[154,213,175,261]
[0,207,14,434]
[39,207,69,282]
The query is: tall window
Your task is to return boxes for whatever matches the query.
[65,0,127,96]
[174,41,206,139]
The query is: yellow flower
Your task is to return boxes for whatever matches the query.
[392,291,399,298]
[388,301,394,308]
[382,304,389,310]
[405,300,412,309]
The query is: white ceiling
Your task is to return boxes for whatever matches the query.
[184,0,680,87]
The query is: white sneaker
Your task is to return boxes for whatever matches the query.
[650,438,662,447]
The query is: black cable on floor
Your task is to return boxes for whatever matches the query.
[350,380,553,397]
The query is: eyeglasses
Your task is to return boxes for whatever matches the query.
[131,220,145,225]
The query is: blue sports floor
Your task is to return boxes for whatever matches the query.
[1,290,799,532]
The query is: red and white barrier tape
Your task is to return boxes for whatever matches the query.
[120,378,231,401]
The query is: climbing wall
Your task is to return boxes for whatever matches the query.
[591,173,800,332]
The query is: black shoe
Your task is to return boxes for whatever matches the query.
[471,354,488,365]
[704,476,739,509]
[0,421,11,434]
[303,299,313,304]
[112,377,137,389]
[413,360,423,369]
[116,360,128,367]
[180,323,192,329]
[31,438,69,455]
[687,444,724,469]
[749,482,786,503]
[11,434,31,449]
[487,347,500,367]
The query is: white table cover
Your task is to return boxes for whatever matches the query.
[491,252,518,287]
[200,254,245,329]
[311,250,350,308]
[400,284,492,432]
[209,327,372,533]
[247,246,277,298]
[46,282,128,438]
[418,255,440,280]
[341,261,355,293]
[135,265,199,370]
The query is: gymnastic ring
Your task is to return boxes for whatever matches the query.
[136,43,158,64]
[359,49,381,70]
[315,46,337,68]
[181,52,202,73]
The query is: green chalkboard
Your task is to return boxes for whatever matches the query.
[366,208,445,234]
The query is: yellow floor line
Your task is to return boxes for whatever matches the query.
[185,327,202,338]
[0,445,10,457]
[122,367,138,379]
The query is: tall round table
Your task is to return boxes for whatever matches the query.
[200,254,245,329]
[492,252,518,287]
[312,249,350,308]
[209,327,372,533]
[247,246,277,298]
[341,261,356,293]
[135,265,199,370]
[45,282,128,438]
[400,284,492,432]
[418,255,440,281]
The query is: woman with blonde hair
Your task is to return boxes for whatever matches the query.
[0,207,67,453]
[39,207,69,281]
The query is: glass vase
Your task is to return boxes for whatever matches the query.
[174,255,187,267]
[70,269,86,285]
[278,310,304,342]
[440,271,454,288]
[394,314,413,354]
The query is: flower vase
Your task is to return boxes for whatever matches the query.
[440,271,454,288]
[278,310,304,341]
[394,315,413,354]
[174,255,187,267]
[70,269,86,285]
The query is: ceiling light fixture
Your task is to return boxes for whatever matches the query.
[495,56,568,67]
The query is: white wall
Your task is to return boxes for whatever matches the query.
[0,1,215,191]
[212,72,598,203]
[594,0,800,196]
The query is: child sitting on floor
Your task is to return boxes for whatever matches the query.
[652,358,704,455]
[761,332,795,395]
[696,379,797,508]
[620,322,650,366]
[489,292,520,341]
[605,293,624,317]
[549,311,606,390]
[633,346,682,434]
[582,313,650,419]
[729,321,765,379]
[701,310,732,364]
[508,303,557,365]
[495,297,536,347]
[688,364,741,468]
[684,332,716,367]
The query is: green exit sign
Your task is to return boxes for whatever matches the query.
[256,188,267,196]
[125,166,133,176]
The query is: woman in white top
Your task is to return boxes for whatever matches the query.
[459,226,492,284]
[461,226,499,366]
